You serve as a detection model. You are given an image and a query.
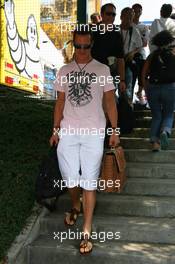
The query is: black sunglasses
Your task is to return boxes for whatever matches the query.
[74,43,91,49]
[105,12,116,17]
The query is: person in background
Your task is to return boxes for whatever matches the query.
[120,7,142,103]
[142,30,175,151]
[149,4,175,52]
[91,3,126,93]
[132,3,149,98]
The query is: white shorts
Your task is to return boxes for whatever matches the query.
[57,134,104,190]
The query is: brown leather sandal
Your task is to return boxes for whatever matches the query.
[64,207,81,226]
[79,233,93,255]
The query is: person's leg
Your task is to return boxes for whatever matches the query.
[63,187,82,225]
[160,83,175,149]
[146,85,162,149]
[79,190,95,254]
[130,62,138,98]
[79,134,104,253]
[68,187,81,211]
[125,66,133,104]
[161,84,175,134]
[136,59,145,97]
[82,190,96,235]
[57,134,81,225]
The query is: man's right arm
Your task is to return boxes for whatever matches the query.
[116,58,126,92]
[53,92,65,130]
[50,91,65,146]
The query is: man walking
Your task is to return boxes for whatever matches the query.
[120,7,142,102]
[91,3,126,92]
[50,27,119,254]
[132,3,149,98]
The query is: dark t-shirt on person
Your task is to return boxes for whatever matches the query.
[91,24,124,65]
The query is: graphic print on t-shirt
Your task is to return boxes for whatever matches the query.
[67,70,97,107]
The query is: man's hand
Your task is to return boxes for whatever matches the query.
[49,134,59,147]
[119,81,126,92]
[109,134,120,147]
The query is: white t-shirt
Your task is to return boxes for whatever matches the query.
[121,26,142,55]
[134,23,149,59]
[149,17,175,52]
[54,59,115,129]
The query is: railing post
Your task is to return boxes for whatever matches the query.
[77,0,87,24]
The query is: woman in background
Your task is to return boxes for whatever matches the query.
[142,30,175,151]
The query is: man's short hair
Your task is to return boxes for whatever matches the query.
[161,4,172,18]
[132,3,142,9]
[73,25,93,43]
[152,30,174,47]
[101,3,116,15]
[121,7,132,17]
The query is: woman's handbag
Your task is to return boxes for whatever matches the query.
[98,146,127,193]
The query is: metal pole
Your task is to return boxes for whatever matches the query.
[77,0,87,24]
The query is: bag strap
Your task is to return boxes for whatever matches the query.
[104,146,116,154]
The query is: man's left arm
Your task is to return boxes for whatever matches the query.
[115,32,126,93]
[116,58,126,92]
[104,90,120,147]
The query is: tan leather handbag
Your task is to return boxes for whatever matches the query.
[98,146,127,193]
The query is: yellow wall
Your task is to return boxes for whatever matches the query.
[88,0,101,21]
[0,0,40,93]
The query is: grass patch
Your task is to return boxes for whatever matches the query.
[0,87,55,260]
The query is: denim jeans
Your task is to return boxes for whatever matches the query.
[146,83,175,143]
[125,66,133,100]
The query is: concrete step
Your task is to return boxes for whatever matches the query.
[54,193,175,218]
[134,111,175,119]
[123,178,175,197]
[29,235,175,264]
[134,110,151,118]
[123,128,175,138]
[125,149,175,163]
[135,117,152,128]
[126,162,175,179]
[135,118,174,129]
[121,138,175,149]
[134,117,175,128]
[39,215,175,244]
